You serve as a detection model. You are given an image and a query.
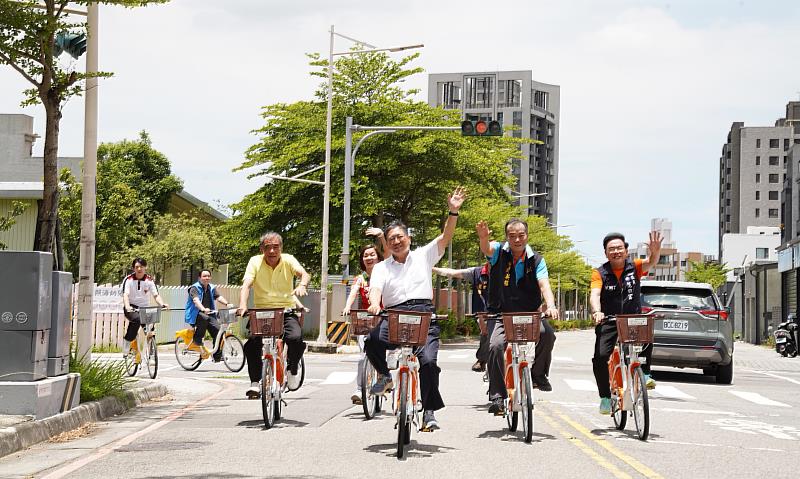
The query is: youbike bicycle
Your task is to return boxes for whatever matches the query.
[479,311,541,443]
[174,307,246,372]
[123,306,163,379]
[246,308,306,429]
[349,309,383,419]
[606,313,658,441]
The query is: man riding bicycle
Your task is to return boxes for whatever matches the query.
[122,257,169,358]
[590,231,662,415]
[476,219,558,415]
[184,270,231,362]
[237,232,311,399]
[365,186,467,432]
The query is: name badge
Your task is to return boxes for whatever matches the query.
[399,314,421,324]
[628,317,648,326]
[512,315,533,324]
[256,311,275,319]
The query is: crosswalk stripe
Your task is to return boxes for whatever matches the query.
[729,391,791,408]
[651,385,695,400]
[553,356,575,362]
[447,354,470,359]
[563,379,597,391]
[320,371,357,385]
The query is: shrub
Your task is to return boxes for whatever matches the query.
[69,347,133,403]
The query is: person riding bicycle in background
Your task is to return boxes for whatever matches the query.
[342,227,390,405]
[237,232,312,399]
[365,186,467,432]
[590,231,662,415]
[476,219,558,415]
[432,263,490,373]
[122,257,169,359]
[184,269,231,362]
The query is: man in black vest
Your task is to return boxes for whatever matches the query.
[590,231,662,415]
[477,219,559,415]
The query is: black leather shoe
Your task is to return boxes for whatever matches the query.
[533,375,552,392]
[471,360,486,372]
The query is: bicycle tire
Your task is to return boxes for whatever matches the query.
[274,392,282,421]
[261,360,275,429]
[611,393,627,430]
[397,373,408,459]
[222,335,246,373]
[124,345,138,377]
[521,366,533,443]
[146,336,158,379]
[174,337,202,371]
[286,357,305,392]
[360,358,380,420]
[632,366,650,440]
[507,393,518,432]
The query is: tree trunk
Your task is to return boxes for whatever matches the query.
[35,98,62,253]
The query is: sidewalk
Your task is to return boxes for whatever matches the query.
[0,382,168,459]
[732,340,800,373]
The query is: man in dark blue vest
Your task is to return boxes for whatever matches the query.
[590,231,662,415]
[477,218,559,415]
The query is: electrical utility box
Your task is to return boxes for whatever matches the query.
[48,271,73,376]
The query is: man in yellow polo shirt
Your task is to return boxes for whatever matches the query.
[237,231,311,399]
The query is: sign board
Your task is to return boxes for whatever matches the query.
[93,285,123,312]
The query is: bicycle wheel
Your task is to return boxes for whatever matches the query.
[506,397,519,432]
[360,358,380,420]
[146,336,158,379]
[611,389,627,430]
[261,359,275,429]
[287,357,305,391]
[174,337,202,371]
[222,335,246,373]
[521,366,533,443]
[632,366,650,440]
[396,373,408,459]
[123,349,138,377]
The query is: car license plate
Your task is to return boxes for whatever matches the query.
[776,337,787,343]
[662,319,689,331]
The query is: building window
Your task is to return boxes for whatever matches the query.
[756,247,769,259]
[756,139,761,148]
[725,167,731,174]
[769,139,780,148]
[726,198,731,206]
[533,90,549,110]
[756,156,760,165]
[512,111,522,139]
[464,76,494,109]
[769,174,779,183]
[498,79,521,108]
[769,190,779,200]
[769,156,779,165]
[756,191,760,200]
[755,208,760,218]
[784,138,790,150]
[769,208,779,218]
[437,82,461,109]
[725,214,730,222]
[756,174,761,183]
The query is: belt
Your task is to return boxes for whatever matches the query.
[387,299,433,308]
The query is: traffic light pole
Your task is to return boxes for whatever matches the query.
[340,121,460,283]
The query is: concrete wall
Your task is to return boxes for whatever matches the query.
[721,227,781,281]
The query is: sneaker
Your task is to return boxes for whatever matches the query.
[644,374,656,390]
[370,375,394,395]
[246,382,260,399]
[287,370,301,390]
[471,360,486,372]
[532,375,553,392]
[488,397,505,416]
[422,410,440,431]
[351,390,363,405]
[599,397,611,415]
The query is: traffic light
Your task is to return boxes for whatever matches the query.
[461,119,502,137]
[54,33,87,59]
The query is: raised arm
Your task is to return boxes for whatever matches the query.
[432,267,473,281]
[366,227,391,260]
[436,186,467,256]
[476,221,496,258]
[640,231,663,273]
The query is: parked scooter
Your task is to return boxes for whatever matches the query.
[774,313,799,357]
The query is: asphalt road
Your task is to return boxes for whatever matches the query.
[2,330,799,479]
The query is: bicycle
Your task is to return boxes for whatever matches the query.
[349,309,383,419]
[466,313,490,383]
[246,307,306,429]
[174,307,246,373]
[123,305,162,379]
[479,311,540,443]
[606,313,657,441]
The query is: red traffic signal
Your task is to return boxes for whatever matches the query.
[461,120,502,137]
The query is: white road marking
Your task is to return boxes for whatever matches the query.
[563,379,598,391]
[745,369,800,386]
[320,371,357,385]
[660,407,740,416]
[707,418,800,440]
[553,356,575,362]
[651,385,695,400]
[729,391,791,408]
[448,354,470,359]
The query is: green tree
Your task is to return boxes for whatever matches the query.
[0,0,168,254]
[0,201,27,250]
[224,51,524,283]
[685,260,730,289]
[58,132,183,282]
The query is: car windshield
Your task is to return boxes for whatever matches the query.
[641,287,718,311]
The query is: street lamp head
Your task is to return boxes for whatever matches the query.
[389,44,425,52]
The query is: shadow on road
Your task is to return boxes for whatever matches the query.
[591,427,662,441]
[364,441,458,459]
[477,428,556,443]
[236,418,310,429]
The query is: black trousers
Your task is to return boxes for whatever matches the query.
[592,321,653,398]
[244,314,304,383]
[475,334,489,363]
[364,301,445,412]
[123,310,143,341]
[486,317,556,399]
[193,312,222,360]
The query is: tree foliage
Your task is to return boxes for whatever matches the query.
[685,260,730,290]
[59,132,183,282]
[0,0,169,253]
[0,201,27,250]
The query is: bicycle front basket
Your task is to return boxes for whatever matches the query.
[501,312,541,343]
[138,306,161,325]
[616,314,654,344]
[349,310,380,337]
[215,307,237,325]
[248,308,285,337]
[387,310,431,346]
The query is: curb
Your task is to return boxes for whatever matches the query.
[0,382,168,459]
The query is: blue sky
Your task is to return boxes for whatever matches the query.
[1,0,798,266]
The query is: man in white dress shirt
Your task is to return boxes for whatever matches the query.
[365,187,466,432]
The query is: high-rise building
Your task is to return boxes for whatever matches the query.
[718,101,800,259]
[427,71,560,222]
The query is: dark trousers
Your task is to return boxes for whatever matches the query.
[364,301,445,412]
[193,312,222,360]
[244,314,305,383]
[592,321,653,398]
[123,310,143,341]
[475,334,489,363]
[486,318,556,399]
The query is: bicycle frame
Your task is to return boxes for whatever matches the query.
[262,336,286,390]
[504,342,531,413]
[609,342,643,412]
[394,346,420,420]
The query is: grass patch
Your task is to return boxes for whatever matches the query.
[69,347,133,403]
[91,344,122,353]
